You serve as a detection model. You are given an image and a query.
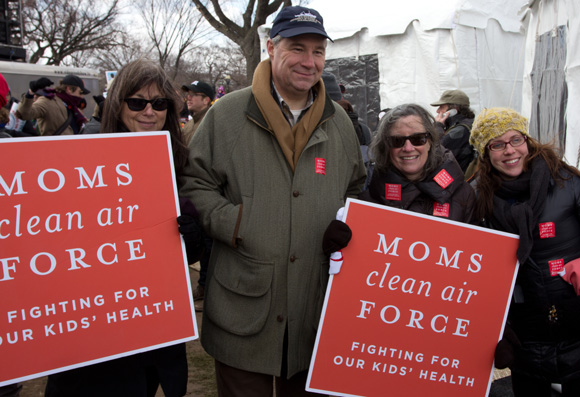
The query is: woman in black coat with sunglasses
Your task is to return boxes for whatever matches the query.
[359,103,476,223]
[44,59,191,397]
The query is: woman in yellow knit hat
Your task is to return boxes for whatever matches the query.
[470,107,580,396]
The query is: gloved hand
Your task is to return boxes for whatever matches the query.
[29,77,54,93]
[178,197,205,264]
[494,325,521,369]
[322,220,351,256]
[323,207,351,274]
[177,214,205,264]
[558,258,580,295]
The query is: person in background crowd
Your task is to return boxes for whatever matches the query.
[321,71,370,147]
[336,98,372,191]
[321,70,342,102]
[17,74,89,135]
[359,104,475,223]
[79,94,105,134]
[44,59,200,397]
[0,73,36,137]
[180,5,366,395]
[336,98,371,146]
[470,107,580,397]
[180,80,215,310]
[430,89,476,173]
[216,85,225,99]
[181,80,215,145]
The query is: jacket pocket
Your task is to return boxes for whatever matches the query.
[205,247,273,336]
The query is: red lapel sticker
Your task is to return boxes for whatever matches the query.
[385,184,401,201]
[315,158,326,175]
[539,222,555,239]
[549,259,565,276]
[433,202,450,217]
[433,169,453,189]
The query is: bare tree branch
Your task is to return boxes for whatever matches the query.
[22,0,123,65]
[190,0,291,81]
[137,0,214,79]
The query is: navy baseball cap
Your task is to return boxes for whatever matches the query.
[62,74,90,95]
[270,6,332,41]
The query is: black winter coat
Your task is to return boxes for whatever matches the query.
[489,172,580,383]
[435,114,475,172]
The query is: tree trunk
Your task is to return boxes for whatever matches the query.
[242,32,262,82]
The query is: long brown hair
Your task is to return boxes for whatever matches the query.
[101,58,188,184]
[474,136,580,220]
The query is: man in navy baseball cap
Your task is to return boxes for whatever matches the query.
[179,3,366,396]
[269,6,332,41]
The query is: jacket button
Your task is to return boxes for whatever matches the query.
[293,190,300,197]
[290,255,296,262]
[277,315,284,322]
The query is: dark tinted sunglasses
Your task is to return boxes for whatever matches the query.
[388,132,430,148]
[124,97,169,111]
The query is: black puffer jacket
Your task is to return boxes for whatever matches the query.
[435,113,475,172]
[359,148,476,223]
[489,172,580,383]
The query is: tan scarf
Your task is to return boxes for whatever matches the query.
[252,59,326,172]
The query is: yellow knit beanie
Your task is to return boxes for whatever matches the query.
[469,107,529,156]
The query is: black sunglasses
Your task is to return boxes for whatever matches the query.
[124,97,169,112]
[388,132,430,148]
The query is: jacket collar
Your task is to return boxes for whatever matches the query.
[246,60,336,132]
[246,59,336,171]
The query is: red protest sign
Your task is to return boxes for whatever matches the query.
[307,199,519,396]
[0,133,197,386]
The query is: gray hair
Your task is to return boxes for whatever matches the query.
[270,35,283,47]
[369,103,443,180]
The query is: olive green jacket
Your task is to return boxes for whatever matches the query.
[180,63,366,378]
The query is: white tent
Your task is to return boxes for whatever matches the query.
[259,0,529,131]
[520,0,580,166]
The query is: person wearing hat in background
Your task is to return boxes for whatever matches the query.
[180,4,365,395]
[470,107,580,396]
[180,80,215,311]
[430,89,476,175]
[17,74,89,135]
[181,80,215,145]
[321,70,342,102]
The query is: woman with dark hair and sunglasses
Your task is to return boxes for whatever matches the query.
[44,59,191,397]
[358,103,475,223]
[470,107,580,396]
[100,59,188,174]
